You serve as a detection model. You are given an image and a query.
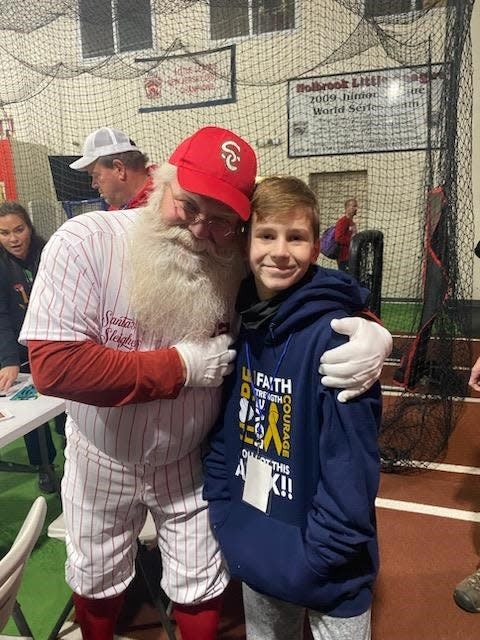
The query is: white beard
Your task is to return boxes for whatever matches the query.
[127,184,245,344]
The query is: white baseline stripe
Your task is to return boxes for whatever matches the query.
[391,334,478,342]
[381,460,480,475]
[381,388,480,403]
[376,497,480,522]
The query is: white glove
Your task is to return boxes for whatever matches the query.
[319,317,393,403]
[174,333,236,388]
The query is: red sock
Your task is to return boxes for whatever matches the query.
[172,594,223,640]
[72,592,125,640]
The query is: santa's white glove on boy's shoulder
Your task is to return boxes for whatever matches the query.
[174,333,236,388]
[319,316,393,403]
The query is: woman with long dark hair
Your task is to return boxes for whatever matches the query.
[0,200,63,492]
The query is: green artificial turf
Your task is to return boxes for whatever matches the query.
[0,425,72,639]
[381,300,468,337]
[380,301,422,335]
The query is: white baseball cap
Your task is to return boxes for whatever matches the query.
[69,127,140,171]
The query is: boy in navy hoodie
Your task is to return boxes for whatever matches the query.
[203,176,381,640]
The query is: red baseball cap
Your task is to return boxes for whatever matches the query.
[169,126,257,221]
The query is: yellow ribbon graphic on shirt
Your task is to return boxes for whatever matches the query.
[263,402,282,455]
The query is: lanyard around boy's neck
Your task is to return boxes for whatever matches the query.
[244,334,292,447]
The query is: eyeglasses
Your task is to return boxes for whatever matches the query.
[167,184,240,240]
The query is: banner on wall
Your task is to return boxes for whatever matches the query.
[288,64,445,157]
[137,45,236,113]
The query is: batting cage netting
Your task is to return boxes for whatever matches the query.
[0,0,475,468]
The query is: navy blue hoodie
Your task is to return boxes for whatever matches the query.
[203,265,381,617]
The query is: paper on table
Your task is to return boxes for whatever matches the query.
[9,384,38,400]
[0,373,33,398]
[0,407,14,421]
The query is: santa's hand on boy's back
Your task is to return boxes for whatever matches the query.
[318,317,392,403]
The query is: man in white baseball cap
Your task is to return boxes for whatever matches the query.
[70,127,155,209]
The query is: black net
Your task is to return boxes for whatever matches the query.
[0,0,474,467]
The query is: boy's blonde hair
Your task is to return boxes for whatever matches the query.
[251,176,320,238]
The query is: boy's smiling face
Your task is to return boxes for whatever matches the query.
[248,206,320,301]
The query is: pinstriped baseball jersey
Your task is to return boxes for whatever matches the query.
[19,209,223,465]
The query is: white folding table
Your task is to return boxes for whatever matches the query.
[0,394,66,483]
[0,395,66,449]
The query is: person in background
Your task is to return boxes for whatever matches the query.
[0,201,64,493]
[335,197,358,272]
[453,353,480,613]
[203,176,380,640]
[21,126,390,640]
[70,126,155,209]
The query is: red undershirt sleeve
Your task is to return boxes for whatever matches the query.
[27,339,185,407]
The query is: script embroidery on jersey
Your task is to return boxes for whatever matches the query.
[101,310,140,350]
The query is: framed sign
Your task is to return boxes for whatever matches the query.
[288,64,445,157]
[137,45,236,113]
